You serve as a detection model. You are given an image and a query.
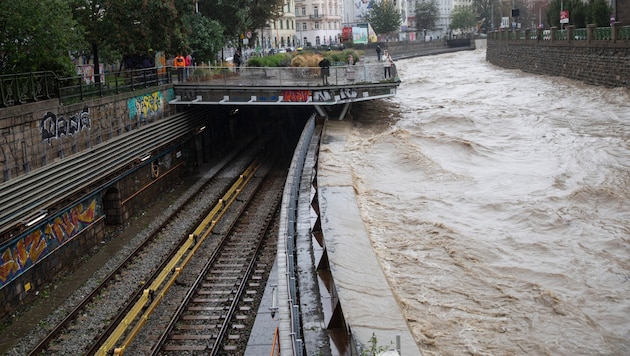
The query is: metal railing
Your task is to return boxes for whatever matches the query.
[180,63,398,87]
[1,63,400,108]
[491,23,630,43]
[0,67,172,107]
[0,71,57,107]
[57,67,171,105]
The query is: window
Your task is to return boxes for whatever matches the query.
[315,22,319,29]
[302,7,306,15]
[316,36,320,45]
[286,19,289,29]
[314,6,318,17]
[302,22,307,31]
[280,21,283,29]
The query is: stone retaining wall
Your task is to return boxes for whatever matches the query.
[486,27,630,88]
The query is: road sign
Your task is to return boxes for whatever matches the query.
[560,10,569,24]
[246,30,252,39]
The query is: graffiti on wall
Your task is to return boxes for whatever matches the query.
[0,198,102,288]
[339,88,358,99]
[128,89,174,121]
[313,90,333,102]
[41,108,91,142]
[282,90,312,102]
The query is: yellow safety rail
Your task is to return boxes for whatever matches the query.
[97,159,263,355]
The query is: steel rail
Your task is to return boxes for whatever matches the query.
[150,159,277,355]
[95,157,266,355]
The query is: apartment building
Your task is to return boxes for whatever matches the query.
[294,0,345,46]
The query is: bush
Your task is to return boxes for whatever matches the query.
[247,53,293,67]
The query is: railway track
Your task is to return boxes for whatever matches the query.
[26,138,279,355]
[138,154,283,355]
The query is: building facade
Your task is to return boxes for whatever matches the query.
[295,0,345,46]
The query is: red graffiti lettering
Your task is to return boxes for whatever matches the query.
[282,90,311,102]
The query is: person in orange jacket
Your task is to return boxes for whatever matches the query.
[174,54,185,82]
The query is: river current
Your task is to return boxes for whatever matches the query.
[335,48,630,355]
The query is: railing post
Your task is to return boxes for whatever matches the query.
[15,74,23,104]
[587,24,596,43]
[115,72,120,94]
[567,25,574,42]
[550,27,558,42]
[79,78,84,101]
[57,78,63,105]
[612,22,621,42]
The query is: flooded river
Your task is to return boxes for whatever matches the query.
[334,48,630,355]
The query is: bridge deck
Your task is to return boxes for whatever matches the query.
[170,63,400,113]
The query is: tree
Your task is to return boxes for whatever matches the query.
[185,14,225,64]
[586,0,612,27]
[364,0,402,34]
[473,0,495,31]
[450,7,477,33]
[415,0,440,33]
[198,0,284,49]
[0,0,83,75]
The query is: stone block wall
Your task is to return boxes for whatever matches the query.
[486,37,630,88]
[0,85,176,182]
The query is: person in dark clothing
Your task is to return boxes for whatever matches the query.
[319,57,331,85]
[376,45,382,61]
[233,50,241,72]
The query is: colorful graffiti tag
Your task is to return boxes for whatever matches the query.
[127,89,175,121]
[0,198,103,288]
[41,108,91,142]
[282,90,311,102]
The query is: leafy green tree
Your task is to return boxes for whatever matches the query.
[586,0,612,27]
[547,0,588,28]
[415,0,440,33]
[185,14,225,64]
[450,7,477,33]
[198,0,285,49]
[0,0,83,75]
[364,0,402,34]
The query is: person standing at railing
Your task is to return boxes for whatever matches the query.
[233,49,242,73]
[383,50,393,79]
[174,54,186,82]
[319,57,330,85]
[185,54,192,80]
[376,45,382,61]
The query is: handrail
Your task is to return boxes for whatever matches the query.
[488,23,630,43]
[1,60,403,108]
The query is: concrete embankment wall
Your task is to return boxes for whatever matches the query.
[486,35,630,88]
[0,87,198,320]
[0,86,177,181]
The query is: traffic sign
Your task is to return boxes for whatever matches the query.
[560,10,569,24]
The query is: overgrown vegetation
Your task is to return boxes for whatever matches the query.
[247,49,363,68]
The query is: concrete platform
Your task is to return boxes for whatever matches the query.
[244,260,279,355]
[317,120,421,355]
